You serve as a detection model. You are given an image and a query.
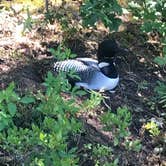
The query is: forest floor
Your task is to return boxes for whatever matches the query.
[0,3,165,166]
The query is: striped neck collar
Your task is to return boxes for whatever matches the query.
[98,60,118,78]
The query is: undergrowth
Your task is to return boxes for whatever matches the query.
[0,74,141,165]
[0,72,82,165]
[0,46,144,165]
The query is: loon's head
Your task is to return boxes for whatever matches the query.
[97,39,127,62]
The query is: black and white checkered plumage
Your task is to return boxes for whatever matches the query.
[53,39,127,91]
[54,58,99,82]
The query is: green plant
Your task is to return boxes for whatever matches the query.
[93,144,114,166]
[0,82,19,131]
[0,45,106,165]
[0,81,37,131]
[23,7,34,33]
[0,44,95,165]
[128,0,166,65]
[101,107,131,146]
[93,144,112,159]
[50,45,77,61]
[144,121,160,137]
[84,143,118,166]
[80,0,122,31]
[125,139,142,152]
[0,72,83,165]
[101,107,142,152]
[137,80,148,92]
[30,72,81,165]
[44,1,81,41]
[155,81,166,108]
[83,91,103,111]
[56,11,79,41]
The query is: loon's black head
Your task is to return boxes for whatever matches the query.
[97,39,127,61]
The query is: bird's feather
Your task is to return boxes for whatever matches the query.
[54,58,99,83]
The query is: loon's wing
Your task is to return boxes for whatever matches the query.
[76,58,98,68]
[54,59,98,83]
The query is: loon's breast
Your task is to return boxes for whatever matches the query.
[76,72,119,90]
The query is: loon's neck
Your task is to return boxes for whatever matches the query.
[98,61,118,78]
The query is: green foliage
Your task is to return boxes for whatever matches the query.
[155,81,166,96]
[0,72,83,165]
[125,139,142,152]
[128,0,166,65]
[93,144,112,159]
[128,0,166,35]
[80,0,122,31]
[20,96,35,104]
[44,1,80,41]
[50,45,77,61]
[30,72,81,165]
[154,55,166,66]
[137,80,148,91]
[83,91,103,111]
[55,10,79,40]
[144,121,160,137]
[84,143,118,166]
[101,107,131,146]
[0,82,19,131]
[23,7,34,33]
[93,144,119,166]
[155,81,166,108]
[101,107,142,152]
[0,41,108,164]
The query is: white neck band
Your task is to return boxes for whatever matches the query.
[98,62,110,68]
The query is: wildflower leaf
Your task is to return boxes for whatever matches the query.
[20,96,35,104]
[7,102,17,117]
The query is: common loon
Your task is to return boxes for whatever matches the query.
[54,39,125,91]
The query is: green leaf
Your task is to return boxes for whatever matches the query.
[154,56,166,66]
[0,122,6,131]
[39,132,47,141]
[20,96,35,104]
[80,0,122,31]
[7,102,17,117]
[0,112,10,131]
[0,92,4,103]
[49,48,57,57]
[114,137,119,146]
[0,104,5,111]
[113,158,119,165]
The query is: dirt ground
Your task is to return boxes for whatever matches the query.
[0,7,166,166]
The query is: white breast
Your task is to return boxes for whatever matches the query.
[76,72,119,91]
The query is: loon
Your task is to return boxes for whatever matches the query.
[54,39,125,91]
